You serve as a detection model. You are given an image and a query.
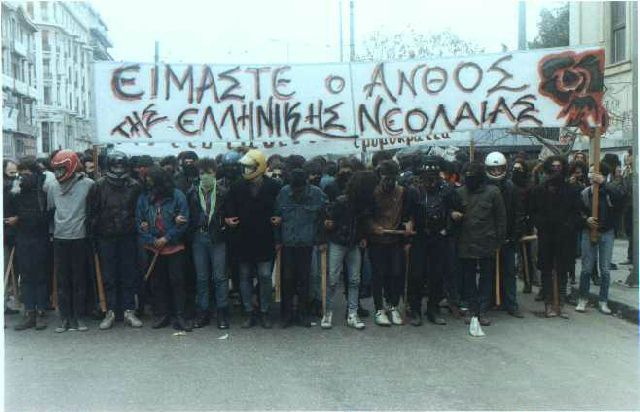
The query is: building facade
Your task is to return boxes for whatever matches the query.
[2,2,38,159]
[25,1,112,155]
[570,1,636,155]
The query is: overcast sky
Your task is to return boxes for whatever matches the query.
[91,0,563,64]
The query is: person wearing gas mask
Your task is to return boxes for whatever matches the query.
[47,150,95,332]
[457,161,506,326]
[88,151,143,330]
[529,156,582,318]
[225,150,281,329]
[175,151,200,194]
[5,157,51,330]
[407,156,463,326]
[266,155,284,185]
[485,152,525,318]
[275,166,328,327]
[367,160,415,327]
[136,166,190,331]
[187,158,230,329]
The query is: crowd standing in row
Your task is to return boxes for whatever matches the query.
[2,145,635,332]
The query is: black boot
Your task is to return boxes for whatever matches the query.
[192,311,210,329]
[241,312,256,329]
[217,308,230,330]
[259,312,272,329]
[174,315,192,332]
[14,311,36,331]
[522,283,532,294]
[426,306,446,325]
[409,310,423,327]
[152,315,170,329]
[35,310,48,330]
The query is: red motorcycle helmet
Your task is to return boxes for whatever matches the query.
[51,150,79,182]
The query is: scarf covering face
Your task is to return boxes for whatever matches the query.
[198,177,217,225]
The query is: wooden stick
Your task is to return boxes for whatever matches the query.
[590,127,601,243]
[381,229,417,236]
[320,247,328,317]
[519,235,538,243]
[274,249,281,303]
[10,255,19,306]
[4,246,15,293]
[144,251,161,281]
[521,242,531,287]
[93,252,107,313]
[403,246,410,318]
[495,248,501,307]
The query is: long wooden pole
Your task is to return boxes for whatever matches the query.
[495,248,501,306]
[4,246,15,293]
[321,248,328,318]
[274,249,281,303]
[93,253,107,313]
[590,127,601,242]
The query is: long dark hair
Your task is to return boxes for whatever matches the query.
[346,171,378,215]
[147,166,175,199]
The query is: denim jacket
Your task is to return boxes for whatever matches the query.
[275,184,327,247]
[135,189,189,246]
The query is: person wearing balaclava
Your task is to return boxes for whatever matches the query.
[274,167,327,327]
[135,166,190,331]
[367,160,415,327]
[529,156,582,318]
[225,149,282,329]
[5,157,51,330]
[87,151,143,330]
[3,159,19,315]
[407,156,463,327]
[47,150,95,332]
[456,161,506,327]
[175,151,199,194]
[485,152,525,319]
[511,158,537,294]
[186,158,231,330]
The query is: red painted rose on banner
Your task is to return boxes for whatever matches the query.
[538,49,609,136]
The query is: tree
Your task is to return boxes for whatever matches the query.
[528,3,569,49]
[355,28,484,61]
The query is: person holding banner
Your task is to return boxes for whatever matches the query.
[529,156,582,318]
[88,151,143,330]
[136,167,191,331]
[575,161,625,314]
[485,152,525,318]
[457,162,506,327]
[367,160,415,327]
[48,150,95,332]
[275,166,328,328]
[322,171,375,330]
[187,158,230,329]
[6,158,51,330]
[407,156,463,326]
[225,150,281,329]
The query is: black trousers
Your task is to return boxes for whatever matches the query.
[369,243,404,310]
[281,246,313,319]
[54,238,89,319]
[537,231,571,304]
[16,235,50,311]
[409,235,446,313]
[150,250,186,317]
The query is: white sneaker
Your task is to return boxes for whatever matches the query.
[598,301,612,315]
[124,310,143,328]
[320,311,333,329]
[99,310,115,330]
[347,312,365,330]
[389,306,403,325]
[575,299,587,313]
[375,310,391,326]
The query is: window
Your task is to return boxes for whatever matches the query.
[27,3,34,18]
[41,30,50,51]
[44,86,52,105]
[56,85,60,105]
[42,121,51,153]
[43,58,51,78]
[40,1,49,21]
[611,2,626,63]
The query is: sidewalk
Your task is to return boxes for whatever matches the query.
[571,238,639,323]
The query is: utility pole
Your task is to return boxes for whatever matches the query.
[339,0,344,62]
[631,1,638,286]
[349,0,355,61]
[518,1,527,50]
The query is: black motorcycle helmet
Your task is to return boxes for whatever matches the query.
[106,151,129,179]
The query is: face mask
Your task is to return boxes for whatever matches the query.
[380,175,396,192]
[512,170,527,186]
[19,174,38,190]
[546,172,564,186]
[465,175,482,191]
[183,164,198,178]
[337,170,352,185]
[290,169,307,190]
[54,167,68,181]
[200,173,216,191]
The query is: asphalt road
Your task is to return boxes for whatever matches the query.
[4,289,639,411]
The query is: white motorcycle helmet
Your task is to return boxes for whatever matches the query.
[485,151,507,182]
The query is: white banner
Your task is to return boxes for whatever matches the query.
[94,46,608,146]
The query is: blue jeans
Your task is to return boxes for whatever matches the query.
[239,260,272,314]
[327,243,362,314]
[192,232,228,311]
[579,229,614,302]
[497,242,517,311]
[99,235,137,311]
[309,246,321,302]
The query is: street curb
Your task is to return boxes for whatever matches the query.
[570,286,639,324]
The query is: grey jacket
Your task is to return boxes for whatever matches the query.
[457,183,507,259]
[47,174,94,240]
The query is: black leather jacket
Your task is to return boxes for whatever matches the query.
[88,175,141,238]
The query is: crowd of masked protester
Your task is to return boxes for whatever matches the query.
[2,145,635,333]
